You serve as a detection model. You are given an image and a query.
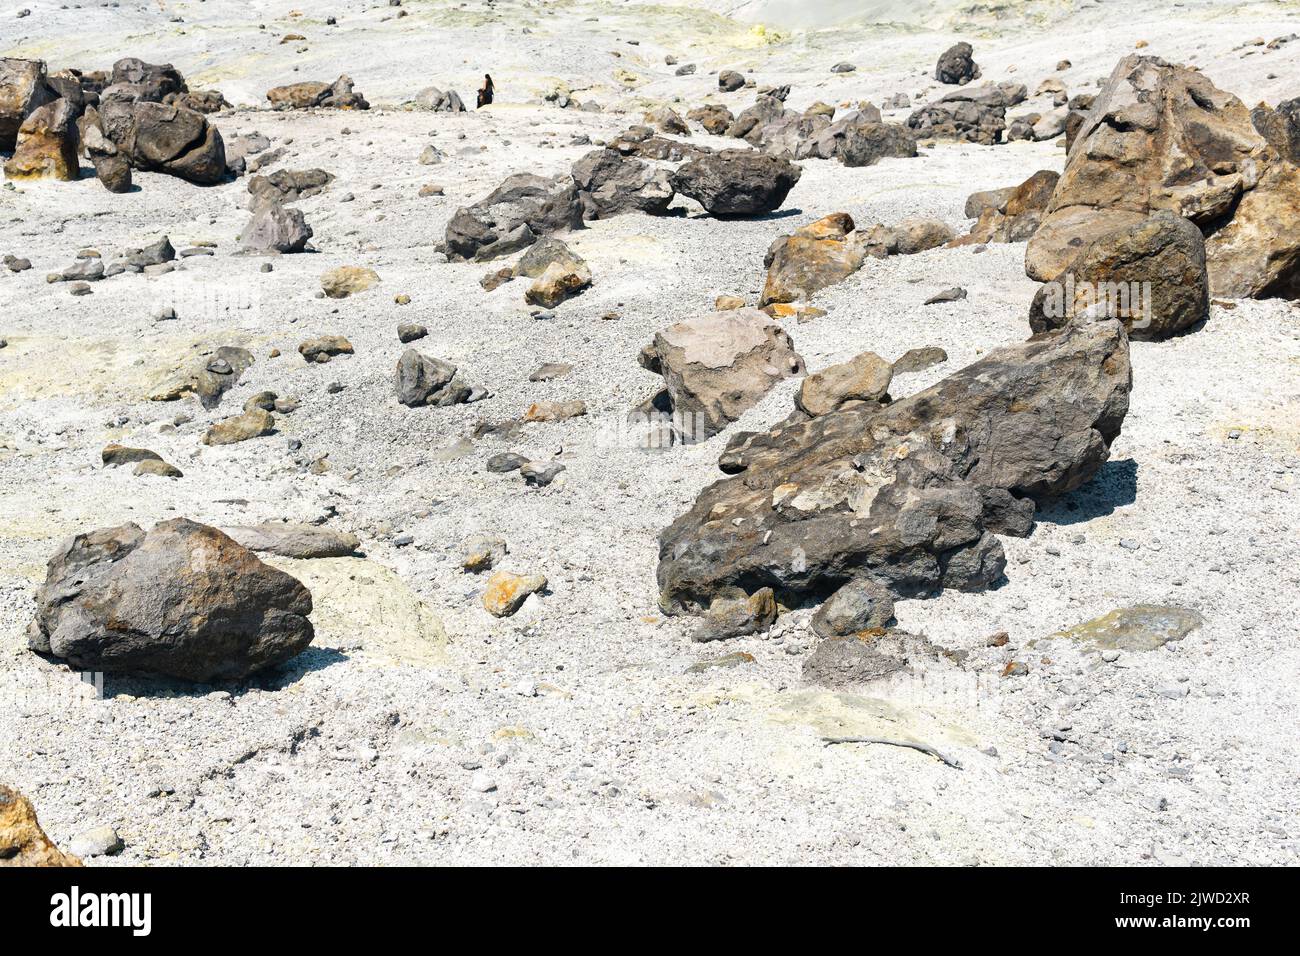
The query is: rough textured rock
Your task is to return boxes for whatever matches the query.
[247,168,332,208]
[239,203,313,254]
[321,266,379,298]
[688,103,733,135]
[150,345,253,409]
[1252,97,1300,164]
[482,570,547,617]
[1047,604,1204,652]
[1029,213,1209,340]
[670,149,801,218]
[810,577,896,638]
[761,212,867,305]
[526,258,592,308]
[96,94,226,184]
[413,86,467,112]
[935,42,980,85]
[224,523,360,559]
[395,349,474,407]
[954,170,1059,245]
[637,307,805,444]
[298,334,354,363]
[692,587,777,641]
[908,83,1023,145]
[571,148,673,219]
[0,785,82,867]
[204,408,275,445]
[1026,55,1300,299]
[445,173,584,261]
[0,57,54,151]
[796,351,892,417]
[110,57,186,102]
[657,319,1132,614]
[267,75,369,110]
[29,518,314,682]
[718,70,745,92]
[81,115,131,192]
[3,97,79,181]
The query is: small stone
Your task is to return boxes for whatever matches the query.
[68,826,124,859]
[482,570,547,617]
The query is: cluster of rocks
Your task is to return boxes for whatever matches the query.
[446,140,806,261]
[759,212,956,308]
[238,168,332,254]
[657,319,1132,632]
[1026,55,1300,302]
[45,235,179,292]
[2,55,229,191]
[907,82,1027,145]
[952,170,1059,245]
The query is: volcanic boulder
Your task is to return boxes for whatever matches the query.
[29,519,314,682]
[1028,213,1209,340]
[1025,55,1300,299]
[761,212,868,305]
[636,307,805,444]
[571,148,674,219]
[657,319,1132,615]
[445,173,584,261]
[670,149,801,218]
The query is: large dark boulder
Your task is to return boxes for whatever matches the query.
[1026,55,1300,299]
[670,148,801,218]
[656,319,1132,615]
[0,57,54,150]
[97,93,226,184]
[444,173,584,261]
[29,519,314,682]
[935,42,980,85]
[571,148,674,219]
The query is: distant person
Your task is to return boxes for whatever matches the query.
[477,74,494,108]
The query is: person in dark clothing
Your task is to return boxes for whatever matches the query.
[477,74,494,108]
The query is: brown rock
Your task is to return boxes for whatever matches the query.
[3,98,79,181]
[761,212,867,305]
[321,266,379,298]
[482,570,547,617]
[0,786,82,867]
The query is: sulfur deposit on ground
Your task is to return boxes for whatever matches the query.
[1,0,1298,865]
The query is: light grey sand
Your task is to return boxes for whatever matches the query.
[1,0,1298,864]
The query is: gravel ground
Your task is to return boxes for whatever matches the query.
[1,0,1298,865]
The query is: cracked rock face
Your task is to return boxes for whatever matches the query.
[444,172,584,261]
[761,212,867,305]
[29,518,314,682]
[656,319,1131,615]
[1026,55,1300,299]
[0,57,54,151]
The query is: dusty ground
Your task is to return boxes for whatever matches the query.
[1,0,1298,865]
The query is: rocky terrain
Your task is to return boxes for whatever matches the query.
[1,0,1298,866]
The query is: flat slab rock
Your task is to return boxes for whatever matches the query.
[1045,604,1204,652]
[224,522,360,559]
